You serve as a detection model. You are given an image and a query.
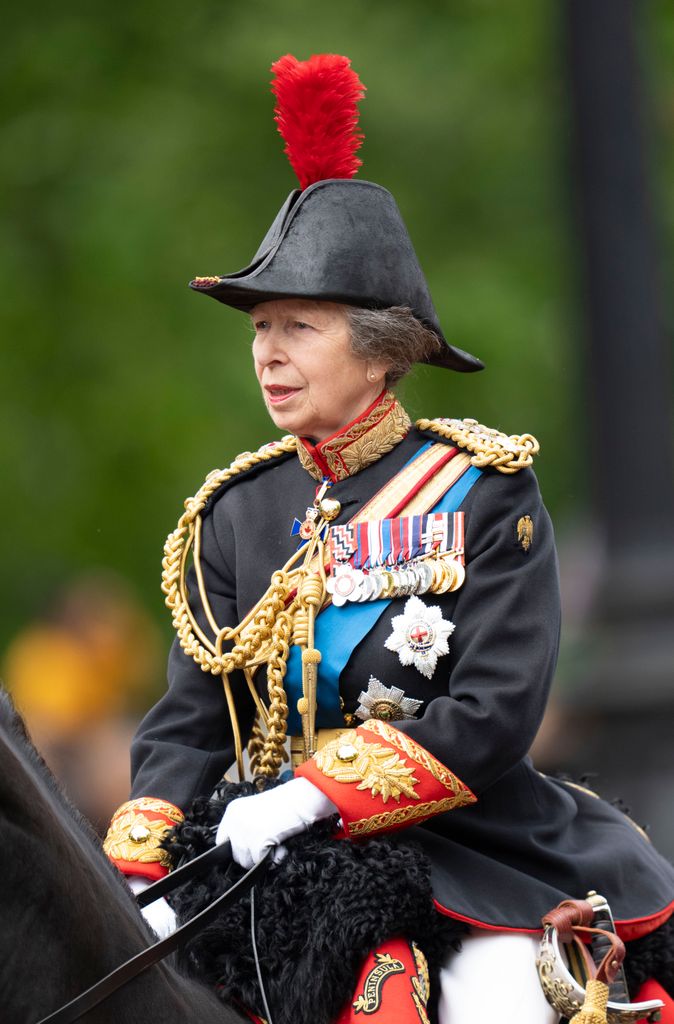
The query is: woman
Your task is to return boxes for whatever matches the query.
[104,55,674,1024]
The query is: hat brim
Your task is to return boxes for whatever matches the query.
[191,278,484,373]
[190,180,485,374]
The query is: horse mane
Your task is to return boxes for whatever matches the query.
[0,687,240,1023]
[0,688,115,865]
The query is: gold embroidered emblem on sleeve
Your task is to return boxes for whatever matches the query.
[360,719,477,802]
[314,731,420,803]
[516,515,534,553]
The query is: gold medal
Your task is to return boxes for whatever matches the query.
[445,557,466,592]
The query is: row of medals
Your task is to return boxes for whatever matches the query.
[328,550,466,605]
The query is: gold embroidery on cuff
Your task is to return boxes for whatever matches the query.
[360,720,475,799]
[348,793,475,836]
[314,730,420,803]
[103,798,184,867]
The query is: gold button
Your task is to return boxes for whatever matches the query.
[129,824,151,843]
[317,497,341,521]
[336,743,358,762]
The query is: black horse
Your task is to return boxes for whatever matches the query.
[0,690,245,1024]
[5,685,671,1024]
[0,687,460,1024]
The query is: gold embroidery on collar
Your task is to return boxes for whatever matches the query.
[297,392,411,481]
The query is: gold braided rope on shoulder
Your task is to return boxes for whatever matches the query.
[161,436,297,780]
[415,417,539,474]
[161,436,297,675]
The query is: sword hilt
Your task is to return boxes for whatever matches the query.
[586,891,631,1003]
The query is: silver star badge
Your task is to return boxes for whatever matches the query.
[356,675,424,723]
[384,595,455,679]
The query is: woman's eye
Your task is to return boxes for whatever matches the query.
[253,320,270,331]
[294,321,310,330]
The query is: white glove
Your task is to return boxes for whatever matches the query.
[128,875,178,939]
[215,777,338,869]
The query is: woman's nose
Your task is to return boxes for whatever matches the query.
[253,327,287,366]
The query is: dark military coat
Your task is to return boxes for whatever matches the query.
[130,425,674,936]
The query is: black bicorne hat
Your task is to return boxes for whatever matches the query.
[190,54,483,374]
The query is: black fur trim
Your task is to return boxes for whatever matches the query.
[163,779,466,1024]
[624,917,674,997]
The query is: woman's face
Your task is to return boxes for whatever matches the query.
[251,299,387,441]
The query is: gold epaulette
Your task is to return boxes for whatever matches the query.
[415,417,539,475]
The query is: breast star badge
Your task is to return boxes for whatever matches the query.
[356,676,423,723]
[384,595,455,679]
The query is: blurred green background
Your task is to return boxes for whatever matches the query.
[2,2,673,750]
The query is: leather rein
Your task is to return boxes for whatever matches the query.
[35,841,270,1024]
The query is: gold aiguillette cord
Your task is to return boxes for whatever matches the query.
[296,483,340,761]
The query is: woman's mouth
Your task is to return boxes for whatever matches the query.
[265,385,301,405]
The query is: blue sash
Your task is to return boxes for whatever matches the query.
[284,462,483,734]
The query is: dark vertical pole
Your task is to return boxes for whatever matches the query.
[563,0,674,854]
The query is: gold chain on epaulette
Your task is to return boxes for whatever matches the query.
[415,417,539,474]
[161,436,299,779]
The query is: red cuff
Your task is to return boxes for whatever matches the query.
[296,719,475,837]
[634,981,674,1024]
[103,797,184,877]
[112,860,168,882]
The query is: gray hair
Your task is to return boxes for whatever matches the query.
[346,306,442,387]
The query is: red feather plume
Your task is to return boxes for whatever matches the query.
[270,53,366,190]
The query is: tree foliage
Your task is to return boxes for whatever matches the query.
[1,0,672,646]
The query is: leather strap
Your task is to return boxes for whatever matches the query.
[542,898,626,986]
[134,839,230,907]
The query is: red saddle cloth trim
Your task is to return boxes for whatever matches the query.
[433,898,674,942]
[335,936,429,1024]
[113,859,167,882]
[635,980,674,1024]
